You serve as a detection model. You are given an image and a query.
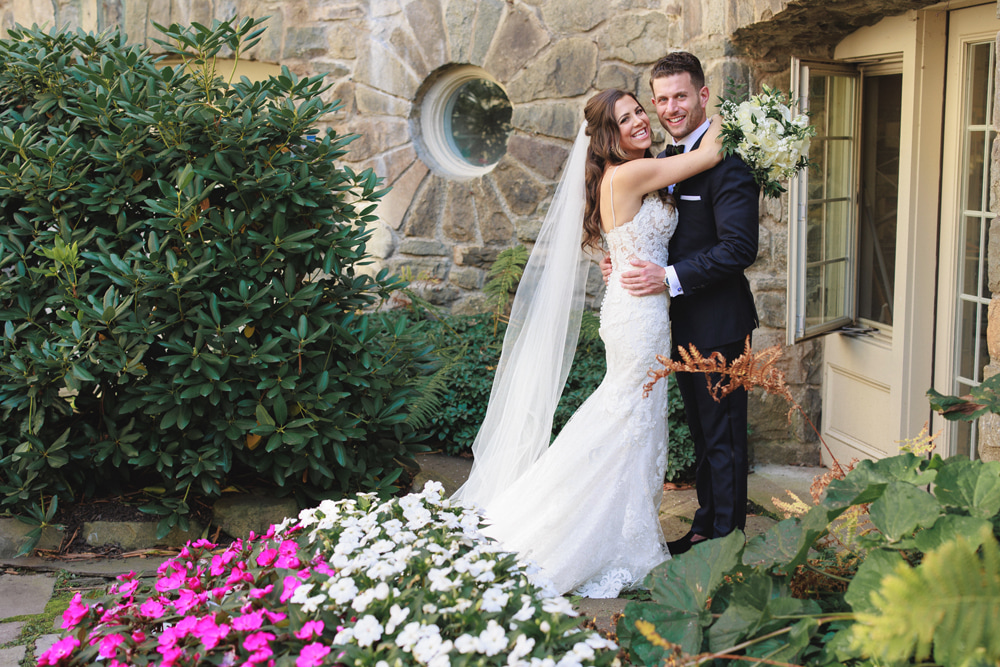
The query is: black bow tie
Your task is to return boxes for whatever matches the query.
[662,144,685,157]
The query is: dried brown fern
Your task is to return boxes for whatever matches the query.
[643,336,841,470]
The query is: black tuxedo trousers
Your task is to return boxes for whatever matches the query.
[660,142,760,538]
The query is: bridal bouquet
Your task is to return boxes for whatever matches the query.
[718,83,815,198]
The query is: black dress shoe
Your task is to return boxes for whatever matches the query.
[666,531,709,555]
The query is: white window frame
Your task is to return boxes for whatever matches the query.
[787,56,904,345]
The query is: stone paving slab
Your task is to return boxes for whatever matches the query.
[0,573,55,620]
[0,621,23,645]
[748,464,822,514]
[0,557,168,578]
[35,634,59,656]
[0,646,25,667]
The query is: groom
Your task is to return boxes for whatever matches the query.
[604,52,760,554]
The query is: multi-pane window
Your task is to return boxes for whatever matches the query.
[788,60,903,343]
[953,41,996,459]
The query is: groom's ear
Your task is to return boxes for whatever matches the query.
[699,86,710,108]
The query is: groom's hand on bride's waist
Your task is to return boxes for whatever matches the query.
[599,254,613,284]
[621,259,667,296]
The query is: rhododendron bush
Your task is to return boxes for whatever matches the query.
[44,482,618,667]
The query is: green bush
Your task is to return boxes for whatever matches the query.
[0,19,434,541]
[414,310,696,482]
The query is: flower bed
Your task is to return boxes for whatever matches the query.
[45,482,618,667]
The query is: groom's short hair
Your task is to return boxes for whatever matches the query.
[649,52,705,90]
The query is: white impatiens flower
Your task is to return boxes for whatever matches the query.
[478,620,509,657]
[352,587,377,613]
[541,597,578,616]
[395,621,423,652]
[427,567,457,592]
[385,604,410,635]
[289,584,326,614]
[370,539,395,554]
[326,577,358,605]
[571,641,596,662]
[512,597,536,622]
[508,634,536,663]
[366,558,403,581]
[454,633,481,654]
[413,634,452,664]
[381,518,403,536]
[554,656,583,667]
[481,586,510,613]
[585,634,618,651]
[530,659,557,667]
[353,615,384,648]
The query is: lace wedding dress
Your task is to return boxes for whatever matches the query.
[481,194,678,598]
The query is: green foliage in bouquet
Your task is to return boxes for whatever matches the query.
[617,452,1000,666]
[43,482,618,667]
[0,19,435,546]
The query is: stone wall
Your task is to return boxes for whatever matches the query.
[0,0,837,463]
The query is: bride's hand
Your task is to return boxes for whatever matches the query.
[701,114,724,157]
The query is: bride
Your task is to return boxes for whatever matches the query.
[453,89,723,598]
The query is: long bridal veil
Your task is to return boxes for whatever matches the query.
[453,123,593,508]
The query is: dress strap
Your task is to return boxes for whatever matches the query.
[609,166,619,227]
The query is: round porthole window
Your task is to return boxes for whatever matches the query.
[418,66,513,179]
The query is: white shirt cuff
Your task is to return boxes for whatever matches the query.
[664,266,683,297]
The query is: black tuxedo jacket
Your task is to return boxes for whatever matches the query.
[659,137,760,351]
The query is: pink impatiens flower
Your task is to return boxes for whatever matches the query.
[97,633,126,659]
[231,609,265,632]
[296,642,331,667]
[275,540,301,569]
[280,575,303,603]
[61,593,89,629]
[155,568,187,592]
[256,548,278,567]
[244,631,276,664]
[244,631,275,652]
[194,615,231,650]
[157,644,186,667]
[294,620,325,640]
[139,598,165,619]
[38,636,80,666]
[248,584,274,599]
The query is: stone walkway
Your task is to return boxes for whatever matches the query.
[0,455,821,664]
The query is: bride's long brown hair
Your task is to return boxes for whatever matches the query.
[582,89,653,252]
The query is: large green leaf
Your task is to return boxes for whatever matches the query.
[844,548,906,613]
[823,459,891,508]
[650,530,745,609]
[620,599,708,662]
[624,531,746,659]
[933,457,1000,518]
[912,514,993,553]
[867,481,941,542]
[707,571,775,652]
[742,518,803,571]
[868,452,937,486]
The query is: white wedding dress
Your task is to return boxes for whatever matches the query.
[480,194,678,598]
